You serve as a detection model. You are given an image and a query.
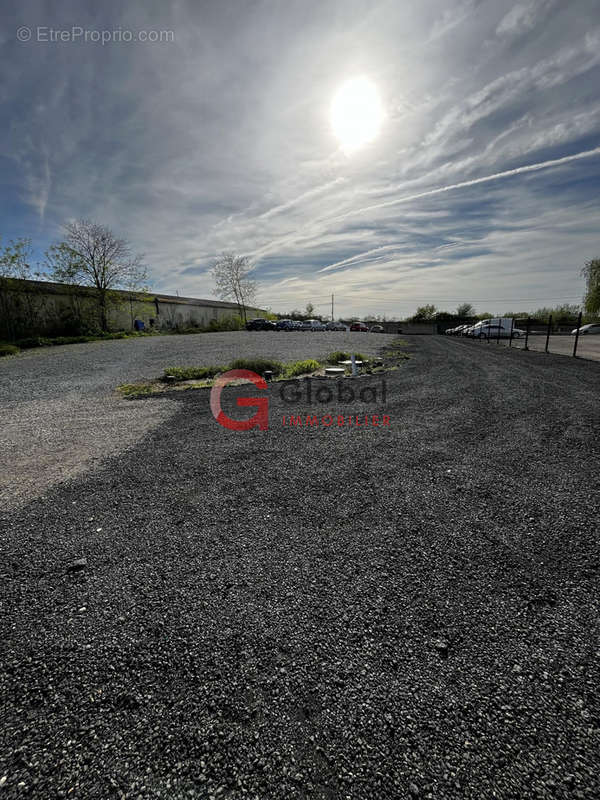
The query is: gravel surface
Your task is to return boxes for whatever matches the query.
[1,336,600,798]
[457,334,600,362]
[0,332,383,509]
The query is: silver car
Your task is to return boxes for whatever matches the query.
[571,323,600,335]
[307,319,327,331]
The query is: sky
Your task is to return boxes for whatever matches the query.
[1,0,600,319]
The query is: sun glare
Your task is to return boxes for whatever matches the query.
[331,76,384,154]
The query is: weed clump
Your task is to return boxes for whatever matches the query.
[227,357,284,377]
[0,343,19,357]
[162,365,225,382]
[285,359,321,377]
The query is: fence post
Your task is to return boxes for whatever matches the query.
[573,311,583,358]
[509,318,514,348]
[545,314,552,353]
[524,318,530,350]
[496,319,501,345]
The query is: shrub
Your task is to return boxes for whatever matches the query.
[227,357,284,376]
[325,350,350,363]
[325,351,367,364]
[162,365,225,382]
[285,359,321,377]
[207,315,244,332]
[15,336,50,349]
[0,343,19,357]
[48,335,91,346]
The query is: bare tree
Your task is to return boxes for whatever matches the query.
[211,252,256,324]
[45,220,147,331]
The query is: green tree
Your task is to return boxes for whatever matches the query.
[456,303,475,317]
[582,258,600,314]
[0,237,34,279]
[305,302,314,317]
[46,220,147,331]
[410,304,437,322]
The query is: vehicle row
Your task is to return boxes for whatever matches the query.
[446,320,526,338]
[446,320,600,337]
[245,318,386,332]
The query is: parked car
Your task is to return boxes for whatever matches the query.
[454,324,471,335]
[326,321,347,331]
[275,319,295,331]
[290,320,303,331]
[472,324,525,339]
[245,318,276,331]
[306,319,326,331]
[369,324,384,333]
[571,323,600,335]
[298,320,316,331]
[350,322,369,332]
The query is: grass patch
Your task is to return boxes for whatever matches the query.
[325,350,350,363]
[117,383,155,397]
[0,343,19,357]
[284,358,321,377]
[227,357,285,377]
[162,365,225,382]
[119,341,411,400]
[324,350,368,364]
[13,331,158,350]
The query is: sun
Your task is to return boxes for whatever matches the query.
[331,77,384,154]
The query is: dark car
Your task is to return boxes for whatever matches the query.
[275,319,295,331]
[350,322,369,332]
[245,318,276,331]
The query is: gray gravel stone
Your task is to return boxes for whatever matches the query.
[1,335,599,798]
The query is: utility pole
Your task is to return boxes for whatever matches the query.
[331,293,334,321]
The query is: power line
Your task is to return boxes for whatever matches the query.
[300,295,580,303]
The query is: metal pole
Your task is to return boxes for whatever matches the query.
[496,319,501,345]
[545,314,552,354]
[524,318,530,351]
[509,317,514,348]
[573,311,583,358]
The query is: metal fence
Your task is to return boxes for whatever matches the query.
[463,312,600,361]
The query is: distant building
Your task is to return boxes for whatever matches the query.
[0,278,264,340]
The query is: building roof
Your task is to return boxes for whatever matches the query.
[3,278,252,310]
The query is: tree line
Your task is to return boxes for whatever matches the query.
[408,263,600,324]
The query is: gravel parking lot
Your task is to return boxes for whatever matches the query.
[0,331,384,509]
[1,336,600,798]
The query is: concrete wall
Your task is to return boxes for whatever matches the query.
[0,278,263,340]
[396,322,437,335]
